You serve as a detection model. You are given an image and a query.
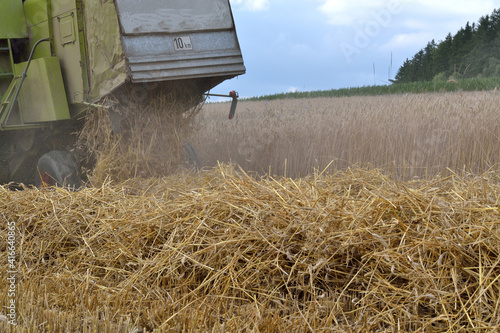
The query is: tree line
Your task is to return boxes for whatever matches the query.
[394,8,500,83]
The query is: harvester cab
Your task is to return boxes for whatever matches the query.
[0,0,245,187]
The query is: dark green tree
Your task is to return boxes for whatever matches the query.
[394,8,500,83]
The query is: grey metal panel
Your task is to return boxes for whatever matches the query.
[130,61,245,82]
[121,31,239,57]
[115,0,245,84]
[121,30,245,83]
[115,0,233,34]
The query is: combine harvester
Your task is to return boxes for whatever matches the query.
[0,0,245,187]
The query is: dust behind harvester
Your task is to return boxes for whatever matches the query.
[0,0,245,186]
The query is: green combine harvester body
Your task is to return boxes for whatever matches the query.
[0,0,245,185]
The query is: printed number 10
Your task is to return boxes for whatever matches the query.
[174,38,184,49]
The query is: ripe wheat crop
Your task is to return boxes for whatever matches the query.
[195,91,500,179]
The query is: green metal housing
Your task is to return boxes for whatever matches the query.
[0,0,28,39]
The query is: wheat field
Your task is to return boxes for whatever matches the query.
[195,90,500,179]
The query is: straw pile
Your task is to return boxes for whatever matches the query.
[1,165,500,332]
[77,82,203,185]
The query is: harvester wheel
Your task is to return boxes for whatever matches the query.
[35,151,81,189]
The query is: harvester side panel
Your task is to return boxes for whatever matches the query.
[52,3,86,104]
[122,31,245,82]
[115,0,234,33]
[0,0,28,39]
[115,0,245,85]
[14,57,70,123]
[83,0,128,102]
[23,0,51,59]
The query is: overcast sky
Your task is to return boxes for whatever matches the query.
[211,0,500,99]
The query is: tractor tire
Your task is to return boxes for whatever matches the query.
[35,150,81,189]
